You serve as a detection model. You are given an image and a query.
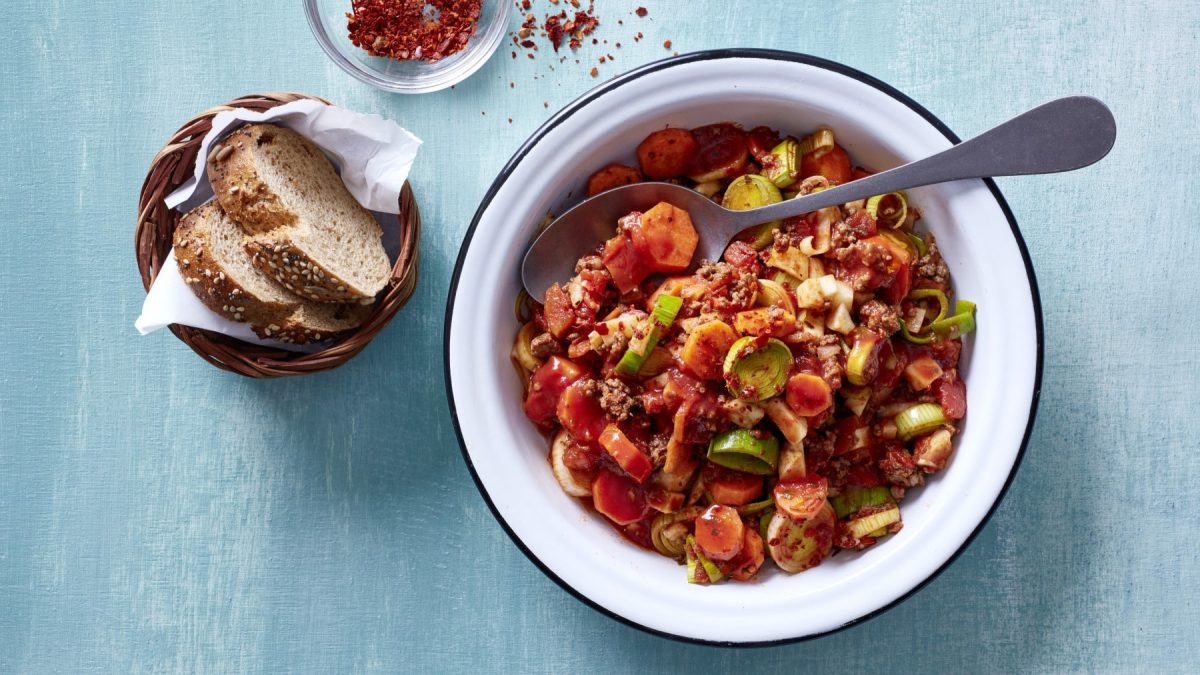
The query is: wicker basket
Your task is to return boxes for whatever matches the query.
[135,92,420,378]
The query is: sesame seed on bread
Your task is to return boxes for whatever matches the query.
[207,124,390,304]
[173,201,299,325]
[173,201,370,345]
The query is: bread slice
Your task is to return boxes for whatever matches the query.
[207,124,390,304]
[251,302,372,345]
[173,202,370,345]
[173,201,299,325]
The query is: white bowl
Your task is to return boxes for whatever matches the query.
[445,50,1042,645]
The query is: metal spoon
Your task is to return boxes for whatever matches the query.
[521,96,1115,298]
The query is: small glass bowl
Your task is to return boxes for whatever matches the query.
[305,0,512,94]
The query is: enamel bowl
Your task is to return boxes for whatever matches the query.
[445,50,1042,645]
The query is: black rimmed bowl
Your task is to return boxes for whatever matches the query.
[445,50,1042,645]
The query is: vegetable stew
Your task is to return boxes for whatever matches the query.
[513,122,976,584]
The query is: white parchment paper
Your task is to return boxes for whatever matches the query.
[134,100,421,351]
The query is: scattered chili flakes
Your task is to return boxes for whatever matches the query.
[635,7,648,17]
[347,0,482,62]
[590,66,599,77]
[663,39,672,49]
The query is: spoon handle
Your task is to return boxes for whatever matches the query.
[724,96,1116,231]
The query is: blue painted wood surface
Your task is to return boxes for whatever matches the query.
[1,1,1197,672]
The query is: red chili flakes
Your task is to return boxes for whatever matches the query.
[635,7,648,17]
[347,0,482,62]
[512,0,600,57]
[590,66,599,77]
[598,55,606,64]
[663,39,672,49]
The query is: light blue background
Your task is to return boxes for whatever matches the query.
[1,1,1197,672]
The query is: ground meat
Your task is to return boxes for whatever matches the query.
[575,254,604,273]
[859,300,900,336]
[915,239,949,285]
[831,210,877,250]
[587,377,635,421]
[696,260,757,316]
[833,240,893,291]
[815,334,845,391]
[646,435,668,469]
[529,332,562,359]
[878,446,925,488]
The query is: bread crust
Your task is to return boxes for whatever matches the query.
[207,124,386,303]
[245,240,370,304]
[250,303,371,345]
[206,125,295,235]
[172,202,296,325]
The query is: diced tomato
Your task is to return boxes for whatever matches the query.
[602,233,650,293]
[722,240,762,275]
[878,261,912,305]
[745,126,782,162]
[592,469,649,525]
[645,486,686,513]
[844,462,885,488]
[629,202,698,273]
[562,439,601,473]
[833,415,872,457]
[845,209,878,239]
[556,380,607,442]
[875,340,904,388]
[662,368,708,408]
[586,163,642,197]
[542,283,574,339]
[929,338,963,371]
[686,123,750,182]
[705,468,763,506]
[598,424,654,483]
[773,476,829,521]
[786,373,833,417]
[902,355,944,392]
[694,504,745,561]
[523,356,587,425]
[933,375,967,419]
[636,128,699,179]
[727,527,765,581]
[800,143,852,184]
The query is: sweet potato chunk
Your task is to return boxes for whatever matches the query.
[632,202,698,273]
[586,163,642,196]
[636,128,699,179]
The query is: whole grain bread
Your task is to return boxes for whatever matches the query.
[251,302,372,345]
[173,201,299,325]
[207,124,390,304]
[173,201,369,344]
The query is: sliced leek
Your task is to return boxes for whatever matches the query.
[762,138,799,188]
[910,288,949,323]
[651,506,703,558]
[723,336,792,401]
[737,498,775,515]
[927,300,977,337]
[685,534,724,584]
[707,428,780,475]
[847,505,901,539]
[865,192,908,230]
[894,403,947,442]
[797,128,835,157]
[831,486,894,519]
[615,294,683,376]
[905,231,927,258]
